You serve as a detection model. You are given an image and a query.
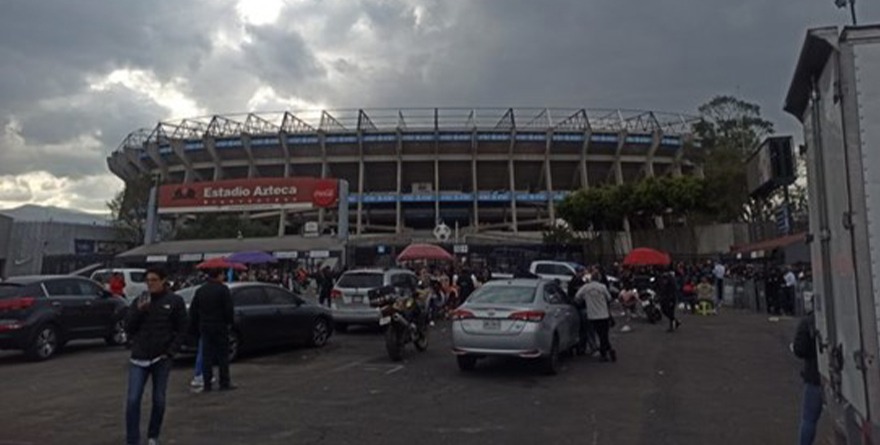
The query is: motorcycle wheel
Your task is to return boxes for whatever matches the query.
[385,325,404,362]
[414,325,429,352]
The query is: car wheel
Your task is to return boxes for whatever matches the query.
[456,355,477,371]
[27,325,59,361]
[541,334,560,376]
[228,330,241,362]
[105,319,127,346]
[309,318,330,348]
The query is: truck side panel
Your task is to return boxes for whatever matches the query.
[813,47,869,418]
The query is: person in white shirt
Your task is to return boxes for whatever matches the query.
[713,261,726,307]
[575,274,616,362]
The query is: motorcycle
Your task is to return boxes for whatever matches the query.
[638,288,663,324]
[369,285,429,362]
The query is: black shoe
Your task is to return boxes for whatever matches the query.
[609,350,617,362]
[674,320,682,330]
[219,384,237,391]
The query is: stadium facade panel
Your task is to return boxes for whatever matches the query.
[107,108,700,235]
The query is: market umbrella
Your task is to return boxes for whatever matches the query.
[622,247,672,267]
[396,243,454,262]
[196,257,248,271]
[227,251,277,264]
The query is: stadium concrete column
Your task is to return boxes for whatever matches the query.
[579,129,592,189]
[508,130,518,233]
[241,134,257,178]
[202,136,223,180]
[355,130,364,235]
[471,129,479,231]
[645,132,664,229]
[544,129,555,221]
[613,131,631,234]
[169,140,199,183]
[395,129,403,234]
[278,132,292,237]
[145,142,169,183]
[318,132,327,229]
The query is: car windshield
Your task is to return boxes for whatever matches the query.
[467,285,536,305]
[337,273,384,289]
[0,283,25,299]
[129,272,146,283]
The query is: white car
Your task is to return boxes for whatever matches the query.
[528,261,583,284]
[90,268,147,302]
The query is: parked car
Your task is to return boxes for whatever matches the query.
[90,268,148,302]
[176,282,332,361]
[0,275,129,360]
[528,261,583,284]
[330,268,417,331]
[451,279,581,375]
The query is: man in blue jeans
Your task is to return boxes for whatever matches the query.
[792,312,823,445]
[124,267,188,445]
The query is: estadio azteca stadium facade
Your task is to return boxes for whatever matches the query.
[107,108,700,237]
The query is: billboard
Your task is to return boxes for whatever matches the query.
[157,178,339,214]
[746,136,796,198]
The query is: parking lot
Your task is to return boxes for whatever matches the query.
[0,310,819,445]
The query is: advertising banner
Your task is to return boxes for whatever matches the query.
[157,178,339,214]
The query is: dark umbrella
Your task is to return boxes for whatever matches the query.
[227,251,278,264]
[196,257,248,271]
[623,248,672,267]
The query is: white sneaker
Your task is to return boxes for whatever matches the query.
[190,376,204,388]
[148,439,159,445]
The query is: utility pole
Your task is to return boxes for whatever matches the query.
[835,0,858,25]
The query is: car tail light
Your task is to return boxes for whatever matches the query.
[0,321,25,332]
[330,289,342,299]
[450,309,475,320]
[509,310,545,322]
[0,297,36,312]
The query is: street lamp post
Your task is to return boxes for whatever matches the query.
[835,0,858,25]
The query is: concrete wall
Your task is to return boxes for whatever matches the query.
[625,223,751,258]
[3,221,118,277]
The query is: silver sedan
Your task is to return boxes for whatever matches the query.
[450,279,581,375]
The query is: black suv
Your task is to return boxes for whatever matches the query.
[0,275,129,360]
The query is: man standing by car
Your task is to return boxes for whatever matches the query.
[576,275,616,362]
[317,266,335,307]
[125,267,188,445]
[189,268,235,392]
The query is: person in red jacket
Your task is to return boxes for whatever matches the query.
[109,272,126,297]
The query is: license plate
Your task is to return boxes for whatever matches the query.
[379,316,391,326]
[352,296,363,304]
[483,319,501,330]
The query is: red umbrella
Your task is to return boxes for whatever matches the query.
[196,257,248,271]
[397,244,454,262]
[623,248,672,267]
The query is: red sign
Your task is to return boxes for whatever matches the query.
[157,178,339,214]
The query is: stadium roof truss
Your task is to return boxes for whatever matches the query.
[115,108,699,153]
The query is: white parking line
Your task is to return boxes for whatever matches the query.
[385,365,405,375]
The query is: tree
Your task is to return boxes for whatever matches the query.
[694,95,776,223]
[107,175,154,244]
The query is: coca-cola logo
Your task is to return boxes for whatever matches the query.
[312,185,337,207]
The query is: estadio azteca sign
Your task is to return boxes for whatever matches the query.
[157,178,339,214]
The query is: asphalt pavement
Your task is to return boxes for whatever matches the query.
[0,309,826,445]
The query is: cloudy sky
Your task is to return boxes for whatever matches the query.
[0,0,876,213]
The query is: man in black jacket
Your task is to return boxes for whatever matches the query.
[793,313,823,445]
[190,268,235,392]
[124,267,188,445]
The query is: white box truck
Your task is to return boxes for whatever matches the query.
[785,25,880,443]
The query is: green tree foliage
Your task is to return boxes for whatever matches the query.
[174,214,277,240]
[107,175,153,244]
[557,176,708,232]
[694,95,775,223]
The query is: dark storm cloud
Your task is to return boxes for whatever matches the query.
[239,24,327,100]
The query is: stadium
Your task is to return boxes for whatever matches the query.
[107,108,701,240]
